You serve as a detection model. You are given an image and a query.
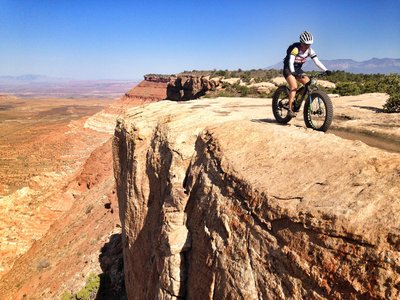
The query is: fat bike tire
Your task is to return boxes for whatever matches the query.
[303,90,333,132]
[272,86,292,124]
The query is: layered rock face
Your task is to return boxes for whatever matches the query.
[113,97,400,299]
[166,75,220,100]
[85,77,167,133]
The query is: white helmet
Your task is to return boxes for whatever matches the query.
[299,31,314,44]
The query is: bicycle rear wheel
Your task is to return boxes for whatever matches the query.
[272,86,292,123]
[303,90,333,132]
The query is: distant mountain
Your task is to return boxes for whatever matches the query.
[0,75,138,98]
[0,74,67,84]
[268,58,400,74]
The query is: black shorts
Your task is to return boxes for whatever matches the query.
[283,67,304,79]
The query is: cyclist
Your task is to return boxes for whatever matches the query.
[283,31,331,117]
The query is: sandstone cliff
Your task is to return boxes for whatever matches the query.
[85,77,168,133]
[113,97,400,299]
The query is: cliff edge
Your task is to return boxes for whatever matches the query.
[113,97,400,299]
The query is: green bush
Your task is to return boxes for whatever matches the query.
[335,82,361,96]
[76,273,100,300]
[61,273,100,300]
[60,291,73,300]
[361,80,379,93]
[383,93,400,112]
[382,74,400,113]
[213,70,228,77]
[385,74,400,94]
[234,84,249,97]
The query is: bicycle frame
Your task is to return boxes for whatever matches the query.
[293,74,322,111]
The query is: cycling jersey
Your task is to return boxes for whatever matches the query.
[283,42,327,74]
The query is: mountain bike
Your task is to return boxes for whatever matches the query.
[272,72,333,132]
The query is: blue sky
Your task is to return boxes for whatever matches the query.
[1,0,399,80]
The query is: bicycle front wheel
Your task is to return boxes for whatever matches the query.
[303,90,333,132]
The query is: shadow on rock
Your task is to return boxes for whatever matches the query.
[251,118,277,124]
[251,118,295,126]
[96,233,126,300]
[353,105,385,113]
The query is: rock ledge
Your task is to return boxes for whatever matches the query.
[113,97,400,299]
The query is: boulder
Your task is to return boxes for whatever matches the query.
[318,79,336,89]
[248,82,276,94]
[271,76,287,86]
[221,77,241,85]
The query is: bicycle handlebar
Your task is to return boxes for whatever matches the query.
[300,71,328,79]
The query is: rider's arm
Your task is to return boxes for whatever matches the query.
[288,47,299,73]
[310,48,328,71]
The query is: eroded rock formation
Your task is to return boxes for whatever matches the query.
[166,75,220,100]
[113,97,400,299]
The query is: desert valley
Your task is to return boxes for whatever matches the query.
[0,74,399,299]
[0,78,167,299]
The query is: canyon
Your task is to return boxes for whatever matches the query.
[0,78,167,299]
[1,76,399,299]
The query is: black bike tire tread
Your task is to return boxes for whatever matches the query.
[272,86,292,124]
[303,90,333,132]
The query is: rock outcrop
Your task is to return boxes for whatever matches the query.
[113,97,400,299]
[248,81,277,94]
[166,75,220,100]
[166,75,336,101]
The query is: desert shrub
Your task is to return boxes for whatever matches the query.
[75,273,100,300]
[335,82,361,96]
[240,71,252,84]
[213,70,228,77]
[361,80,379,93]
[229,71,238,78]
[221,82,231,89]
[36,259,50,271]
[60,291,73,300]
[255,77,268,83]
[208,68,281,83]
[234,84,249,97]
[217,88,236,97]
[327,71,400,97]
[383,93,400,112]
[383,74,400,113]
[60,273,100,300]
[384,74,400,94]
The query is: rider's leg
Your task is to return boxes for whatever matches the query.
[298,75,310,85]
[285,74,297,112]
